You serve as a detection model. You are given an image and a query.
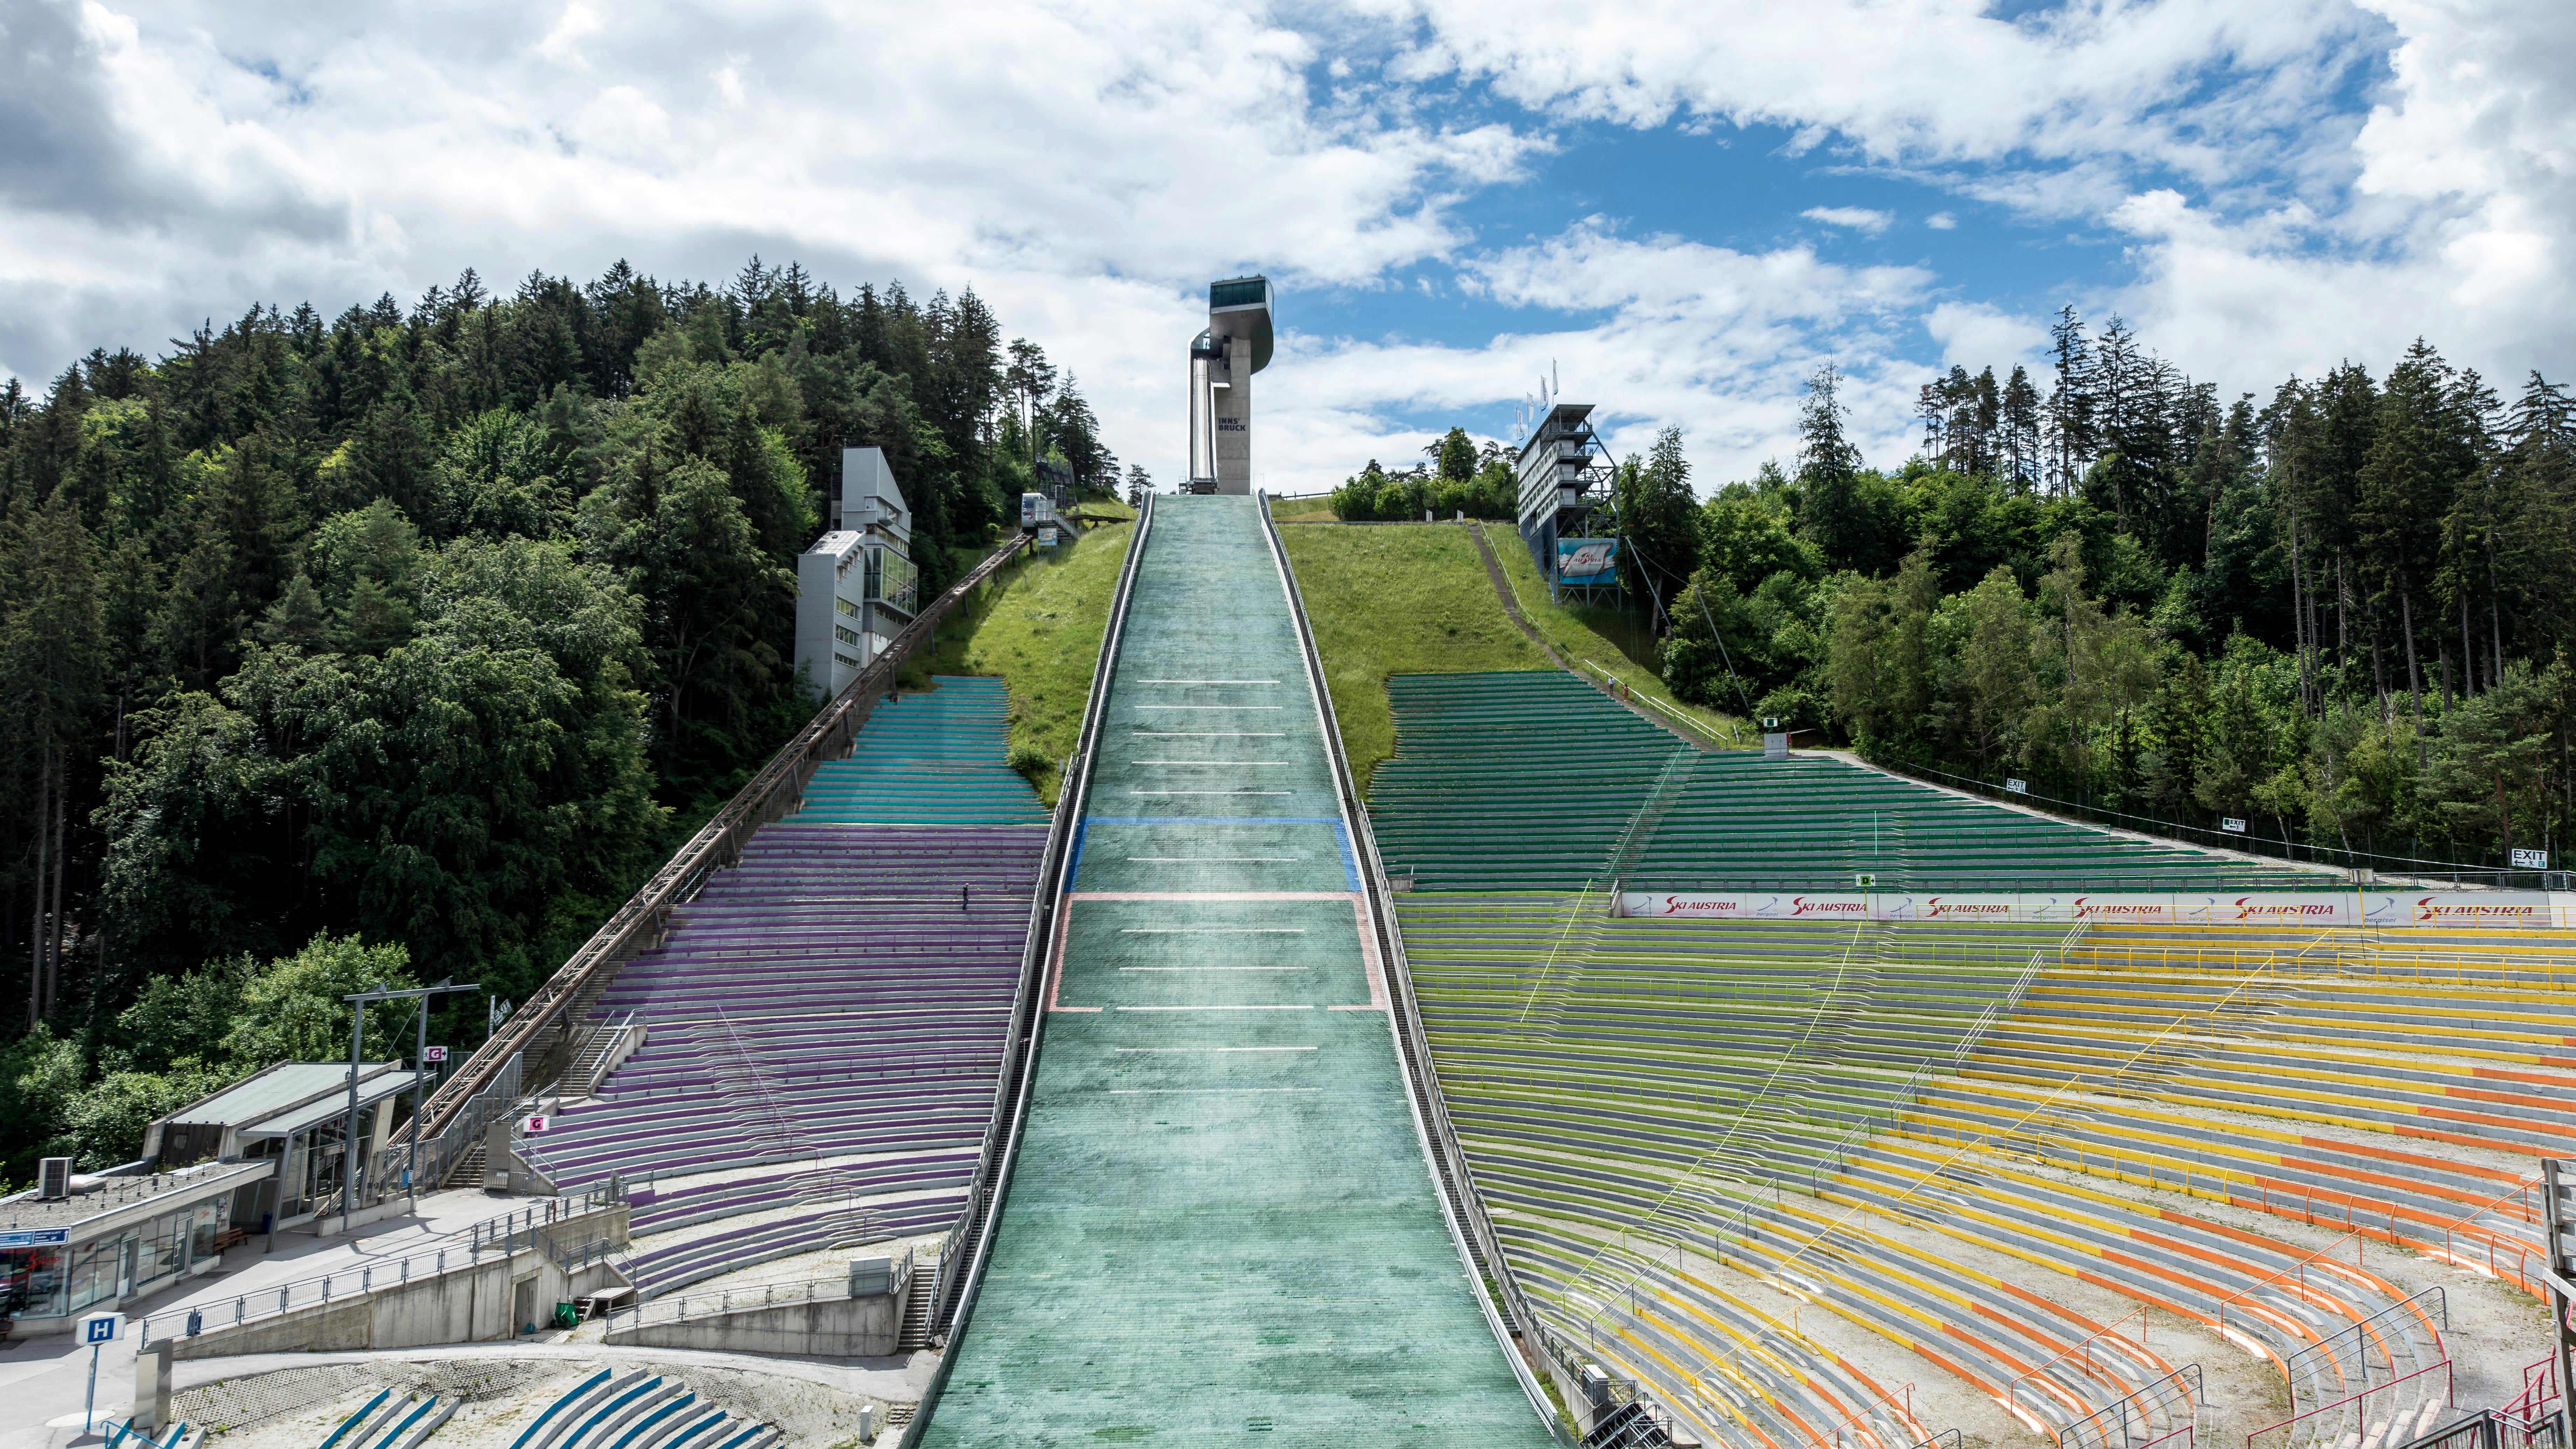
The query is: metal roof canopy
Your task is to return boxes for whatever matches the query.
[237,1069,418,1139]
[154,1061,409,1135]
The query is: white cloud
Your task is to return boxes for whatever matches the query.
[4,0,2571,503]
[1925,302,2047,375]
[1373,0,2381,204]
[1801,205,1892,233]
[0,0,1546,487]
[2101,0,2576,391]
[1260,220,1936,492]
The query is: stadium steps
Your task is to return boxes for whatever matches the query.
[519,675,1050,1295]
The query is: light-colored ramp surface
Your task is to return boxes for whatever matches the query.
[922,495,1552,1444]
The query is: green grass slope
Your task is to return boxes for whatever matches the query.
[1276,522,1546,791]
[1475,520,1750,748]
[916,521,1133,803]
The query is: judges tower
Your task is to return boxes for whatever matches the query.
[1186,275,1273,494]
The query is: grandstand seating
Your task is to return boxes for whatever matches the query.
[798,678,1050,826]
[523,677,1047,1297]
[1368,671,2329,891]
[502,1370,778,1449]
[1393,894,2547,1449]
[1369,674,1684,890]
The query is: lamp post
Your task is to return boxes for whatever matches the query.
[338,980,480,1231]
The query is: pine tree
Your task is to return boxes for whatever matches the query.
[2001,365,2042,491]
[0,491,105,1022]
[1796,363,1869,569]
[1614,427,1701,621]
[2358,340,2481,728]
[2044,306,2096,494]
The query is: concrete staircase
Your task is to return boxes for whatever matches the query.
[898,1266,938,1351]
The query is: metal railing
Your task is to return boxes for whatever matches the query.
[358,1051,521,1203]
[1262,492,1575,1445]
[930,499,1149,1345]
[138,1182,626,1344]
[386,533,1034,1174]
[1575,657,1744,748]
[1873,758,2556,889]
[607,1272,848,1332]
[540,1234,618,1275]
[2250,1358,2454,1449]
[2055,1365,2202,1449]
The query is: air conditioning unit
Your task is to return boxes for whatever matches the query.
[38,1156,72,1200]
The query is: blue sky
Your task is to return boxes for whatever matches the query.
[4,0,2572,493]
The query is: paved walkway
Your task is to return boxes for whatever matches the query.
[921,496,1552,1443]
[0,1188,527,1448]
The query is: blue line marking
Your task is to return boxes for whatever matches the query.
[1064,819,1090,892]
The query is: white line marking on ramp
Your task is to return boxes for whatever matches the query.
[1115,1046,1319,1052]
[1120,966,1311,972]
[1128,790,1291,795]
[1130,761,1287,766]
[1107,1088,1320,1094]
[1134,705,1283,710]
[1120,928,1305,933]
[1137,679,1279,685]
[1124,856,1302,862]
[1132,731,1286,737]
[1115,1004,1315,1011]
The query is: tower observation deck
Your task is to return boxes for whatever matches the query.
[1186,275,1273,494]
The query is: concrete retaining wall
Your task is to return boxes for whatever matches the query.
[605,1288,900,1358]
[172,1205,626,1359]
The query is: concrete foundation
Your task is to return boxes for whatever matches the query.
[606,1288,901,1359]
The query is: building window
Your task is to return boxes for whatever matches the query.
[835,597,859,618]
[0,1245,67,1319]
[833,651,861,671]
[834,624,861,647]
[863,546,919,615]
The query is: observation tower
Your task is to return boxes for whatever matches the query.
[1185,275,1272,494]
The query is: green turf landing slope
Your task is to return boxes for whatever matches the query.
[923,496,1550,1447]
[802,676,1052,825]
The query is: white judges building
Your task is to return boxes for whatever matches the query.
[795,447,921,698]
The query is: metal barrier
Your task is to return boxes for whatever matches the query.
[138,1182,626,1344]
[607,1246,912,1334]
[894,505,1153,1449]
[360,1052,521,1203]
[927,500,1150,1348]
[1262,493,1576,1444]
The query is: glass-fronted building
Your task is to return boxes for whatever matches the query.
[0,1159,269,1334]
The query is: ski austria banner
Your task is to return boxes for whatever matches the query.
[1616,889,2575,928]
[1556,537,1618,585]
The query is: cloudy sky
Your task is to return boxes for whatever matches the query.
[4,0,2572,494]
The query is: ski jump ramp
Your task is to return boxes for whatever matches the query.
[921,494,1556,1444]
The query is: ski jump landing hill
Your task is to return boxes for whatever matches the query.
[919,493,1560,1443]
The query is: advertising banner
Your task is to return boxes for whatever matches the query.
[1556,537,1618,585]
[1616,889,2575,928]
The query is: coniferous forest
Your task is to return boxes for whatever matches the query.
[1654,313,2576,882]
[0,258,1119,1179]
